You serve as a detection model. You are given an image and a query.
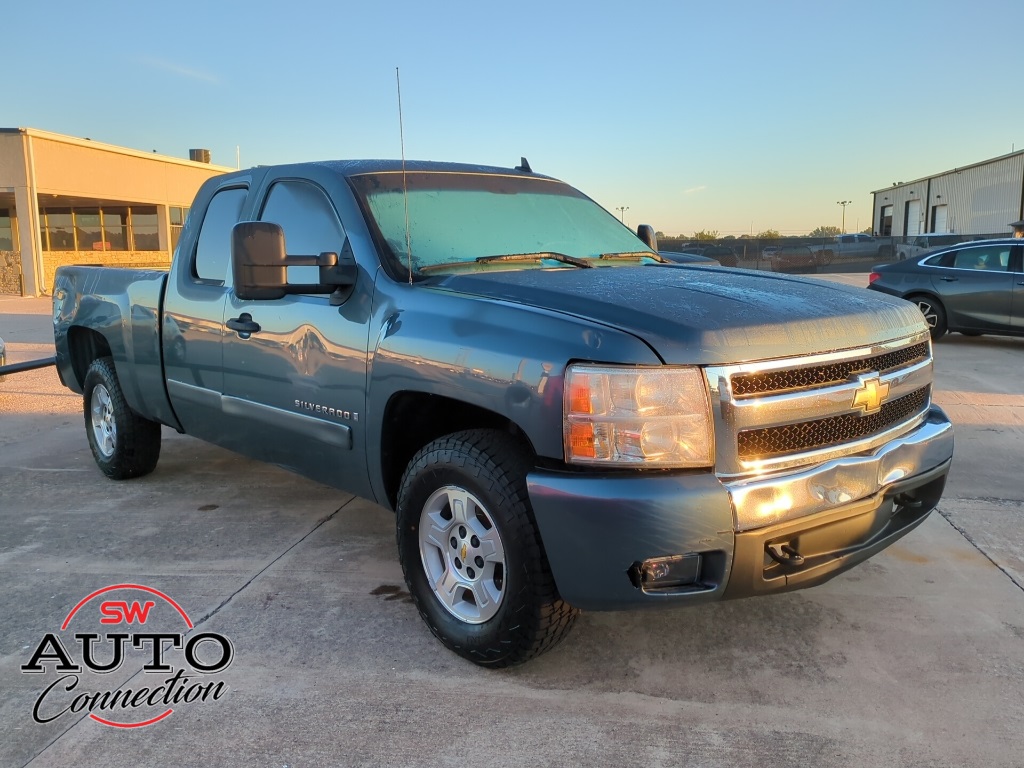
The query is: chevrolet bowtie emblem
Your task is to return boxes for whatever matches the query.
[852,376,890,415]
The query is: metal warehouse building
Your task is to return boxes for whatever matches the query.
[0,128,232,296]
[873,150,1024,239]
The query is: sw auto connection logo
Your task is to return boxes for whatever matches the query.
[21,584,232,728]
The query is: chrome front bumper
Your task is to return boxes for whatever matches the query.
[724,405,954,532]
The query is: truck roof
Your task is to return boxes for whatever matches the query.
[239,159,559,182]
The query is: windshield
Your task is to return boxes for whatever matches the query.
[349,171,651,278]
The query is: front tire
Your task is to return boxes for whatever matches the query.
[396,429,578,667]
[909,295,947,340]
[83,357,161,479]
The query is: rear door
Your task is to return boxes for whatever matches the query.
[936,243,1017,332]
[163,178,253,444]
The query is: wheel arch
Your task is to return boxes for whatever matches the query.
[66,326,114,390]
[379,391,537,511]
[903,289,945,307]
[903,290,948,339]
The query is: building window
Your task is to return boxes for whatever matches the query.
[40,208,75,250]
[0,210,12,250]
[75,209,104,250]
[39,205,164,251]
[131,207,160,250]
[170,206,190,252]
[103,207,129,250]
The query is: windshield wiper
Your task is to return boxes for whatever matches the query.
[418,251,593,273]
[596,251,668,263]
[476,252,593,268]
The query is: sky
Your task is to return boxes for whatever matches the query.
[8,0,1024,237]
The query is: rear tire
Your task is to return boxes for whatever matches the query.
[909,295,947,340]
[83,357,161,479]
[396,429,578,667]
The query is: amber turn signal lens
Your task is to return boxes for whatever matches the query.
[568,376,593,414]
[568,423,596,458]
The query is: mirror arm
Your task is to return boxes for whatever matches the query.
[286,251,338,268]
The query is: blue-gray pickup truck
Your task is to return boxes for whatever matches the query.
[52,159,954,666]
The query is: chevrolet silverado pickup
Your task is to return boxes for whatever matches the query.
[52,159,954,666]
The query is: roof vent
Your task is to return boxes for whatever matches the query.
[189,148,211,163]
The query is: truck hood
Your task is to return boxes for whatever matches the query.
[427,266,926,365]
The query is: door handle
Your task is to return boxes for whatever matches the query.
[940,276,958,282]
[226,313,261,338]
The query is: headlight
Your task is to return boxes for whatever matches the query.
[563,364,714,467]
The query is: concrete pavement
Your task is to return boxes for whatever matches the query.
[1,289,1022,767]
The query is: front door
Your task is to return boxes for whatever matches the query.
[1011,248,1024,331]
[219,177,373,495]
[938,244,1017,332]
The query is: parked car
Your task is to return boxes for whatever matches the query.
[894,233,963,261]
[657,250,719,266]
[868,238,1024,340]
[675,242,738,267]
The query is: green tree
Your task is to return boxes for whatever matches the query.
[756,229,780,240]
[692,229,719,241]
[808,225,842,238]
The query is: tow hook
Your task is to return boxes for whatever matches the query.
[767,542,805,568]
[894,493,923,509]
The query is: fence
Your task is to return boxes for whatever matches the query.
[659,233,1012,274]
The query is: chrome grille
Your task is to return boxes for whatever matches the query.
[737,386,930,459]
[705,332,934,477]
[731,342,929,397]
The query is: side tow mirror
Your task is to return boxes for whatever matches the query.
[232,221,359,302]
[637,224,658,252]
[232,221,288,301]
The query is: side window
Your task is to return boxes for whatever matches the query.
[194,187,247,283]
[953,246,1010,272]
[924,251,956,268]
[259,181,346,284]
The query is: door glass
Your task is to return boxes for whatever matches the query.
[259,181,347,284]
[194,187,248,283]
[953,246,1010,272]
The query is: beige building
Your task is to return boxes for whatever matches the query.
[0,127,232,296]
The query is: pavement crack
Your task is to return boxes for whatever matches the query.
[936,506,1024,594]
[188,495,357,628]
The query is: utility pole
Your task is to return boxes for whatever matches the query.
[836,200,851,233]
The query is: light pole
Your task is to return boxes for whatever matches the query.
[616,206,629,224]
[836,200,851,233]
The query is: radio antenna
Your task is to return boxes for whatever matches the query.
[396,67,413,284]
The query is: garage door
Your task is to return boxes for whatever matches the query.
[905,199,922,236]
[932,204,948,233]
